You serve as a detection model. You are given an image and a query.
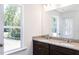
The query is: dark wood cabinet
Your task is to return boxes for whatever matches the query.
[33,40,49,55]
[50,44,79,55]
[50,44,74,55]
[33,40,79,55]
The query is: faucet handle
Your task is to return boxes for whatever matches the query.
[67,39,72,43]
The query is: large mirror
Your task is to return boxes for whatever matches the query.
[47,4,79,40]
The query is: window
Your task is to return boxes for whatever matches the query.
[4,4,23,52]
[52,17,57,33]
[62,17,73,38]
[51,16,59,36]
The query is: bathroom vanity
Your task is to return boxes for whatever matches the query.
[33,36,79,55]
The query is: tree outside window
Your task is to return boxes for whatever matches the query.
[4,5,21,40]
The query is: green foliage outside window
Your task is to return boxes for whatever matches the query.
[4,5,21,40]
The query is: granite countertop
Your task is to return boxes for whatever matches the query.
[33,36,79,51]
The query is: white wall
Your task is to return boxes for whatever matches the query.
[41,7,50,35]
[0,5,3,44]
[23,4,43,55]
[11,4,44,55]
[0,4,4,55]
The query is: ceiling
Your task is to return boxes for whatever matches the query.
[47,4,79,13]
[56,4,79,13]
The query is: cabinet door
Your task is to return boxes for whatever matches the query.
[73,50,79,55]
[50,44,63,55]
[33,40,49,55]
[50,44,76,55]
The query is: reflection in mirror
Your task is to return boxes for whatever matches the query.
[51,16,59,37]
[47,4,79,40]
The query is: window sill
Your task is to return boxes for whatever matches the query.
[4,47,27,55]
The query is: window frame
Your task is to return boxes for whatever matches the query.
[4,4,25,53]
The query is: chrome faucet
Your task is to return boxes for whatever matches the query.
[45,35,50,39]
[65,39,72,43]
